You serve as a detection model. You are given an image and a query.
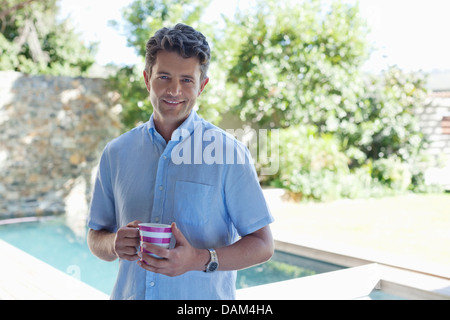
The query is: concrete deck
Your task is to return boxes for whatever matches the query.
[236,263,450,300]
[236,236,450,300]
[0,239,108,300]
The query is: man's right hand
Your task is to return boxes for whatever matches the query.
[113,220,141,261]
[87,220,142,262]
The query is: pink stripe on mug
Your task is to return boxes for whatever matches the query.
[142,248,154,255]
[141,236,171,244]
[139,224,171,233]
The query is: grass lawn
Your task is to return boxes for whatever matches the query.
[268,192,450,268]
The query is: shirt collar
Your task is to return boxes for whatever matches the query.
[146,114,158,143]
[170,110,201,143]
[147,110,200,144]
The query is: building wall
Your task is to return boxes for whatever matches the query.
[0,71,122,221]
[417,93,450,157]
[416,92,450,188]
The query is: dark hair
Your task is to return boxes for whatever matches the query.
[145,23,211,81]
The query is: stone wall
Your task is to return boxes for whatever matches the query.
[418,92,450,157]
[0,71,122,223]
[417,92,450,188]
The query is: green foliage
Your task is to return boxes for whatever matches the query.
[339,67,431,195]
[270,125,350,201]
[106,65,153,130]
[117,0,211,58]
[371,156,412,192]
[340,67,429,164]
[109,0,435,199]
[222,0,369,128]
[269,67,432,200]
[269,124,385,201]
[0,0,96,76]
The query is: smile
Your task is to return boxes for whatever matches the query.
[163,100,184,105]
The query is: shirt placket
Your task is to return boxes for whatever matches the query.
[145,141,175,299]
[144,271,157,299]
[152,153,170,224]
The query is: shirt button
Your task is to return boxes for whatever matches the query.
[163,156,167,160]
[154,217,160,222]
[149,281,155,287]
[159,186,164,191]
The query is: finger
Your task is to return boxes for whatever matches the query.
[171,222,187,246]
[137,259,161,273]
[121,243,139,255]
[115,244,139,258]
[121,237,139,247]
[127,220,142,228]
[122,253,140,261]
[116,245,140,260]
[137,251,180,277]
[139,248,167,268]
[138,250,168,266]
[141,242,169,259]
[117,227,139,241]
[115,234,139,256]
[124,227,140,239]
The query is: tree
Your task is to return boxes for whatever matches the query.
[117,0,211,58]
[219,0,432,197]
[346,67,428,164]
[0,0,96,76]
[109,0,433,197]
[221,0,369,129]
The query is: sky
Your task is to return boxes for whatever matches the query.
[58,0,450,73]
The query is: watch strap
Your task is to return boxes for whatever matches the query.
[205,248,218,272]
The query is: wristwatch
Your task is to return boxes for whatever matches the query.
[204,248,219,273]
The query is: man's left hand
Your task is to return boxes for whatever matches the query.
[137,222,208,277]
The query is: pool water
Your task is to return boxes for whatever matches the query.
[0,217,119,294]
[0,217,344,295]
[237,250,343,289]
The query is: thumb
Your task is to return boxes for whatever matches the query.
[171,222,187,246]
[127,220,142,228]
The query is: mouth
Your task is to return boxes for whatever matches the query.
[163,99,184,107]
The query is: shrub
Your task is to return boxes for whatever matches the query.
[268,126,422,201]
[370,156,412,192]
[269,125,351,201]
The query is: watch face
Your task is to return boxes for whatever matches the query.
[209,262,218,272]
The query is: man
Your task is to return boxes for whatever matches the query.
[87,23,274,300]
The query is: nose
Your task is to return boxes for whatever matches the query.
[167,81,182,96]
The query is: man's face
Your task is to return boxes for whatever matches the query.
[143,50,209,131]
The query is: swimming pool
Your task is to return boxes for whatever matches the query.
[0,217,344,295]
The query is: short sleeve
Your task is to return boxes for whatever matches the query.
[87,145,117,232]
[224,146,274,236]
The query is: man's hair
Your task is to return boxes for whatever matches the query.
[145,23,211,81]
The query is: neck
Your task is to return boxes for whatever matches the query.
[152,111,193,143]
[154,121,177,143]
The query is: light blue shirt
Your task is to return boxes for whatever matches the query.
[88,110,274,300]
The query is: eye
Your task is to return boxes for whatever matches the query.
[159,75,169,80]
[182,78,193,83]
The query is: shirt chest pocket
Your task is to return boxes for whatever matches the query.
[174,181,213,227]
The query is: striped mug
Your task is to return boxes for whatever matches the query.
[138,223,172,259]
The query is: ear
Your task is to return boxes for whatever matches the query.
[143,70,151,92]
[197,77,209,97]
